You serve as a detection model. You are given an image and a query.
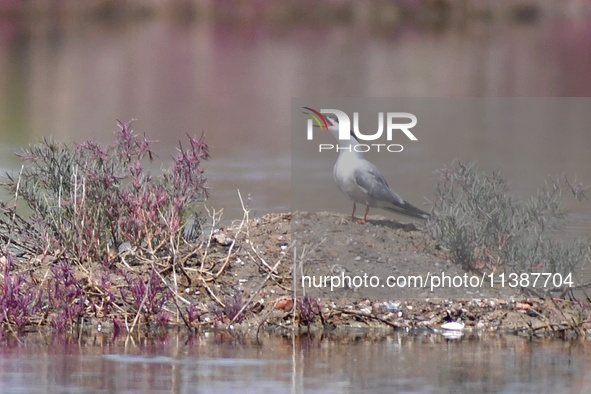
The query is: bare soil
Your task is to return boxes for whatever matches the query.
[13,211,589,338]
[180,212,590,338]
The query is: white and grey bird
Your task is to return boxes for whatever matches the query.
[320,112,430,224]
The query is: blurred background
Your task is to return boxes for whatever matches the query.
[0,0,590,228]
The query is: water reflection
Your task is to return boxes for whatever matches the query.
[0,7,590,394]
[1,12,591,222]
[0,331,590,393]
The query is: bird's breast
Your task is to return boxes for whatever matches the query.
[333,155,370,204]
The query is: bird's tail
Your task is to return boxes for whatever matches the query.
[383,201,430,220]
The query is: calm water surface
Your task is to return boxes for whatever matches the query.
[1,7,591,393]
[0,10,590,224]
[0,331,590,393]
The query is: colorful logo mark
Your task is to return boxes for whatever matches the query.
[302,107,331,130]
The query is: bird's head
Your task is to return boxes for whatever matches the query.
[324,113,360,143]
[324,113,338,128]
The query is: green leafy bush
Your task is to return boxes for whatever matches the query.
[428,161,590,276]
[0,120,209,262]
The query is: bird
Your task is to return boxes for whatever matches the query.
[312,110,430,224]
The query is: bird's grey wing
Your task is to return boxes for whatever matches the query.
[354,164,430,219]
[353,163,405,205]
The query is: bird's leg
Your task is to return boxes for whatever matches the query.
[351,203,369,224]
[355,205,370,224]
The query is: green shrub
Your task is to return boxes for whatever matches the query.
[0,120,209,263]
[428,161,590,276]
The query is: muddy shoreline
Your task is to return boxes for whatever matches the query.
[2,212,589,339]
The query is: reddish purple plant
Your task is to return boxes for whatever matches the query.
[224,293,246,323]
[48,261,87,331]
[3,120,209,262]
[0,121,210,332]
[186,303,202,325]
[297,296,321,327]
[0,255,41,331]
[120,268,171,320]
[155,310,170,326]
[112,317,123,336]
[209,293,246,324]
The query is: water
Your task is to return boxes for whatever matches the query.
[0,10,590,225]
[1,5,591,392]
[0,331,589,393]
